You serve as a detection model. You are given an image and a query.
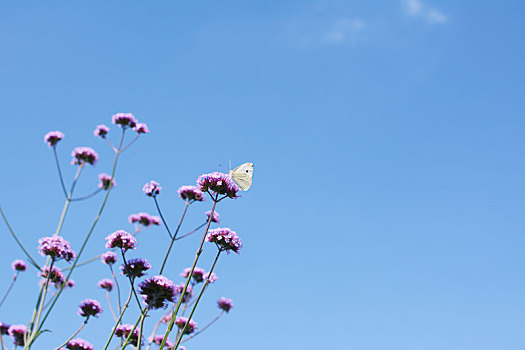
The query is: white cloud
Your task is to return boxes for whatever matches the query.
[403,0,448,24]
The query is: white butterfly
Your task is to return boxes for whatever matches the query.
[229,162,254,191]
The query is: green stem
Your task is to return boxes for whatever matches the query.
[53,163,84,236]
[181,310,224,343]
[52,145,68,198]
[103,289,133,350]
[158,194,218,350]
[110,265,122,316]
[28,259,55,347]
[158,201,190,275]
[175,222,206,241]
[0,274,17,310]
[172,249,222,350]
[54,319,87,349]
[106,291,118,323]
[0,207,40,270]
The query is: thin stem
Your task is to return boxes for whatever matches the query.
[120,303,150,349]
[37,130,126,335]
[144,317,163,350]
[121,251,144,313]
[105,137,118,153]
[158,194,218,350]
[52,145,68,198]
[181,311,224,343]
[137,306,150,350]
[172,250,222,350]
[110,265,122,316]
[158,201,190,275]
[70,188,103,202]
[119,134,140,153]
[103,289,133,350]
[106,291,118,323]
[63,254,102,271]
[30,259,55,345]
[54,319,87,349]
[175,222,206,241]
[0,207,40,270]
[0,274,17,310]
[53,163,85,236]
[153,197,173,239]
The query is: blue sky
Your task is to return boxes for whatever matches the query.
[0,1,524,349]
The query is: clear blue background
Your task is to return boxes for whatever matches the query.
[0,1,524,349]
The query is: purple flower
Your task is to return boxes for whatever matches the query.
[129,212,160,227]
[138,275,176,309]
[44,131,64,147]
[66,338,94,350]
[121,258,151,278]
[98,173,116,190]
[174,317,198,334]
[78,299,103,318]
[66,279,76,289]
[180,267,205,283]
[205,210,220,224]
[11,259,27,272]
[105,230,137,251]
[0,322,10,335]
[38,236,76,262]
[204,272,218,284]
[150,335,173,348]
[71,147,98,166]
[197,172,239,199]
[178,186,205,202]
[206,228,242,254]
[143,181,161,197]
[93,124,109,138]
[134,123,149,134]
[8,325,27,346]
[112,113,137,128]
[174,283,194,303]
[115,324,139,346]
[151,216,161,225]
[98,278,114,292]
[217,297,234,312]
[39,266,65,286]
[101,251,117,265]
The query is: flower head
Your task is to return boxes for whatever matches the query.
[66,338,94,350]
[101,251,117,265]
[66,279,76,289]
[93,125,109,138]
[78,299,103,318]
[12,259,27,272]
[206,228,242,253]
[115,324,139,346]
[138,275,176,309]
[98,173,116,190]
[174,317,198,334]
[44,131,64,147]
[174,283,194,303]
[71,147,98,166]
[150,335,173,348]
[38,236,76,262]
[178,186,205,202]
[217,297,234,312]
[143,181,161,197]
[98,278,114,292]
[112,113,137,128]
[8,325,27,346]
[105,230,137,251]
[204,272,218,283]
[39,266,65,286]
[197,172,239,199]
[128,212,160,227]
[0,322,10,335]
[205,210,220,224]
[134,123,149,134]
[180,267,205,283]
[121,258,151,278]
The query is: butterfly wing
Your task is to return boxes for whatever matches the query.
[231,162,254,191]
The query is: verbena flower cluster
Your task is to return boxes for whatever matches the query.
[0,114,247,350]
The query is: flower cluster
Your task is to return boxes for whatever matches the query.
[44,131,64,147]
[0,322,9,335]
[105,230,137,251]
[206,227,242,253]
[71,147,98,166]
[174,283,194,303]
[218,297,234,312]
[204,272,218,283]
[174,317,198,334]
[115,324,140,346]
[143,180,161,197]
[180,267,206,283]
[178,185,205,202]
[128,212,161,227]
[197,172,239,198]
[112,113,137,128]
[38,236,76,262]
[11,259,27,272]
[138,275,176,309]
[150,335,173,348]
[39,266,65,286]
[98,278,114,292]
[66,338,94,350]
[78,299,103,318]
[134,123,149,134]
[101,251,117,265]
[98,173,116,190]
[206,210,221,223]
[121,258,151,278]
[8,325,27,346]
[93,124,109,138]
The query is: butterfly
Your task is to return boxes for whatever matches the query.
[229,162,254,191]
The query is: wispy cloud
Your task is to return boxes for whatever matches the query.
[403,0,448,24]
